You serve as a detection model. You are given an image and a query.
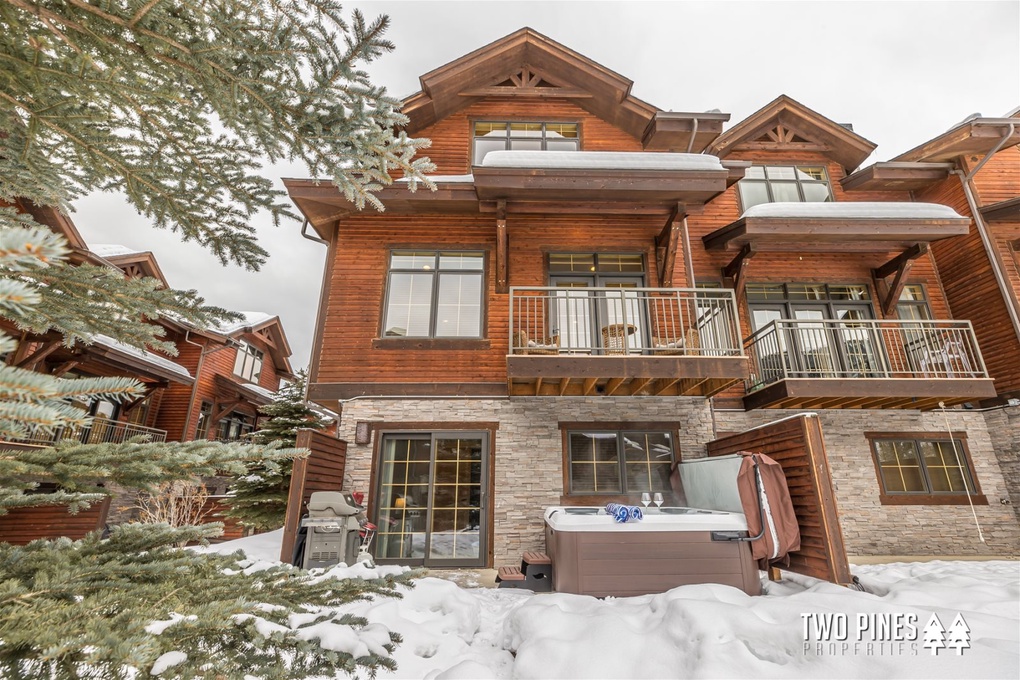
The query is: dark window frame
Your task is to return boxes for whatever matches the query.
[895,283,933,321]
[233,341,264,383]
[195,401,213,440]
[866,432,987,506]
[559,422,679,502]
[737,164,833,212]
[380,250,486,340]
[471,120,581,165]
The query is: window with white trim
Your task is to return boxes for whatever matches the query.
[233,342,264,382]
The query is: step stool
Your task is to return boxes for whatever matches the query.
[521,551,553,592]
[495,565,527,588]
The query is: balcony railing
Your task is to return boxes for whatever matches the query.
[745,319,989,389]
[509,287,744,357]
[3,419,169,447]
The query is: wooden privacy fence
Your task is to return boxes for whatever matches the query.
[279,429,348,562]
[707,414,851,585]
[0,496,112,545]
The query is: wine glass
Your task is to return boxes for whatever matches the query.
[640,492,651,509]
[653,492,664,508]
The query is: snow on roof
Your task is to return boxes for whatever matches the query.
[92,334,192,380]
[396,174,474,183]
[480,150,725,172]
[243,382,277,401]
[212,311,275,335]
[741,202,967,220]
[90,244,144,259]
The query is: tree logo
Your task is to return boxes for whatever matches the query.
[922,613,971,655]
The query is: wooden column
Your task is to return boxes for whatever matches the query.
[495,199,509,294]
[872,243,927,316]
[655,202,685,287]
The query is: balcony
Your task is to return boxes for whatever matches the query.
[3,419,169,447]
[508,287,747,397]
[743,319,995,410]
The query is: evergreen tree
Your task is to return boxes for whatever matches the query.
[224,370,331,530]
[0,2,432,676]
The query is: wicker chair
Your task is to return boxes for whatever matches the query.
[600,323,635,355]
[512,330,560,355]
[651,327,700,356]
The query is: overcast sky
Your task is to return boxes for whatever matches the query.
[72,1,1020,370]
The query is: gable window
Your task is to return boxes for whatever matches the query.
[473,122,579,165]
[233,342,264,382]
[868,434,985,505]
[567,430,674,495]
[383,251,484,338]
[737,165,832,210]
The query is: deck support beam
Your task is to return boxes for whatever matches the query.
[655,202,685,287]
[604,377,626,396]
[582,377,598,396]
[872,243,927,316]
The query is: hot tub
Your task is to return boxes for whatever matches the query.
[544,506,762,597]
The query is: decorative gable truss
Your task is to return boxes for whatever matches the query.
[460,65,592,99]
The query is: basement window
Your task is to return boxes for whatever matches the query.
[567,430,675,495]
[868,434,986,505]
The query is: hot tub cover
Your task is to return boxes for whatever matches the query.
[737,453,801,566]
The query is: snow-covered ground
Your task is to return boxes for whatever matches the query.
[197,531,1019,679]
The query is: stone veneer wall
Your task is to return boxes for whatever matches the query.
[981,404,1020,523]
[712,408,1020,557]
[336,398,1020,564]
[336,397,715,564]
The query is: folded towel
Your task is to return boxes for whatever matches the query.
[605,503,631,523]
[629,505,644,521]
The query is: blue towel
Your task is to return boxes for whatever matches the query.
[605,503,630,523]
[629,505,643,521]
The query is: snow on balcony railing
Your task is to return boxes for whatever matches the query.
[740,202,967,220]
[481,150,726,172]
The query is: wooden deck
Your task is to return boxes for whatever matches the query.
[742,377,997,411]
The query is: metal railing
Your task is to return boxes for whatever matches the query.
[509,287,744,357]
[3,419,169,447]
[744,319,989,389]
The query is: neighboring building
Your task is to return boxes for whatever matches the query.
[286,29,1019,568]
[1,215,295,449]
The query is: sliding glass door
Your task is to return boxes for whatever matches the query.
[374,432,488,567]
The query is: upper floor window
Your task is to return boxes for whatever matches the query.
[473,122,579,165]
[233,342,264,382]
[737,165,832,211]
[383,251,484,338]
[896,284,932,321]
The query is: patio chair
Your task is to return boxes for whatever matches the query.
[921,339,974,378]
[512,330,560,355]
[651,327,700,356]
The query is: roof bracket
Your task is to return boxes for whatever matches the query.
[655,202,685,287]
[872,243,928,316]
[722,243,756,301]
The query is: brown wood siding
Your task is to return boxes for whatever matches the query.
[413,98,643,175]
[706,414,851,585]
[971,146,1020,206]
[918,173,1020,397]
[0,497,111,545]
[280,430,348,562]
[318,212,665,386]
[689,152,957,403]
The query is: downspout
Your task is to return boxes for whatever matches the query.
[299,218,331,406]
[685,117,700,154]
[952,122,1020,343]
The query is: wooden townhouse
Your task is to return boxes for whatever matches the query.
[286,28,1019,569]
[0,207,296,541]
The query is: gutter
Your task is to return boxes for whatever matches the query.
[952,122,1020,344]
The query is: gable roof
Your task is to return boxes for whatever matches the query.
[90,244,169,287]
[400,27,728,152]
[891,113,1020,163]
[213,312,294,378]
[709,95,876,172]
